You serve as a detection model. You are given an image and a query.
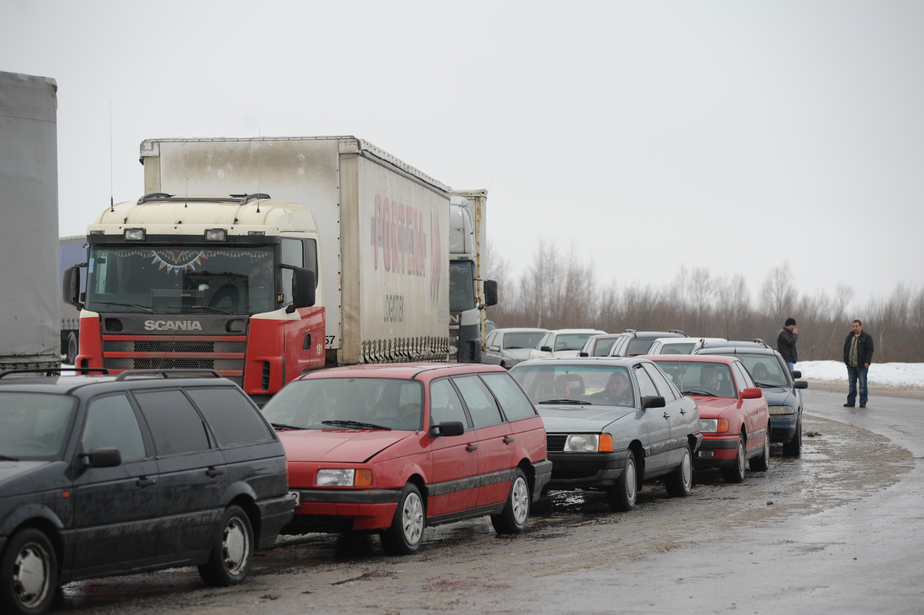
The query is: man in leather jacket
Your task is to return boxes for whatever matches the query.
[843,320,874,408]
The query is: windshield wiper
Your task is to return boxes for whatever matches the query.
[166,305,233,315]
[536,399,587,405]
[753,381,776,388]
[271,423,305,431]
[321,420,392,431]
[682,389,716,397]
[93,301,155,313]
[0,454,19,461]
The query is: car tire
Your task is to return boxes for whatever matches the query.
[749,429,771,472]
[381,483,425,556]
[0,528,58,615]
[664,443,692,497]
[722,436,746,484]
[198,505,254,587]
[607,450,638,512]
[782,418,803,457]
[491,468,531,534]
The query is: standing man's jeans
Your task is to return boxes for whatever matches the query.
[847,365,869,406]
[786,362,795,372]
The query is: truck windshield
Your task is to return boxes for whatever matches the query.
[449,260,475,312]
[86,245,275,314]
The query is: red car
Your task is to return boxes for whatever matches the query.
[261,363,551,554]
[648,355,770,483]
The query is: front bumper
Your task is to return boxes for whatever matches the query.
[545,450,630,490]
[770,413,798,443]
[282,488,402,534]
[693,435,739,469]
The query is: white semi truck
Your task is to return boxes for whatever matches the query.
[0,71,60,372]
[64,136,495,404]
[449,189,492,363]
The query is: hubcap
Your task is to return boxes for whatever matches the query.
[13,542,50,607]
[682,450,692,488]
[222,518,249,574]
[737,441,745,475]
[511,476,529,525]
[402,492,424,545]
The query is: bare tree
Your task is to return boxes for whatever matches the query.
[760,262,798,321]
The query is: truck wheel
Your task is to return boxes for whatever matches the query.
[491,468,531,534]
[198,505,253,587]
[664,444,692,497]
[381,483,425,555]
[607,450,637,512]
[0,528,58,615]
[65,333,78,366]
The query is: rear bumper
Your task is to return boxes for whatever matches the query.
[256,493,297,549]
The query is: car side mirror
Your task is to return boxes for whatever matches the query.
[794,380,808,389]
[540,346,552,352]
[579,351,589,357]
[489,345,500,352]
[741,387,763,399]
[790,370,802,379]
[429,421,464,438]
[641,395,665,409]
[84,447,121,468]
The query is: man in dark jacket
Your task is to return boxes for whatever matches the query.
[777,317,798,371]
[843,319,874,408]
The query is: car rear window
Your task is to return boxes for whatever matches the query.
[187,387,274,448]
[133,389,212,456]
[480,373,537,422]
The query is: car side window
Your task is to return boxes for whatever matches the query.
[133,389,211,456]
[485,331,498,349]
[642,364,679,401]
[82,394,147,463]
[187,387,274,448]
[429,378,468,426]
[733,362,755,390]
[634,367,659,398]
[537,332,551,349]
[453,375,504,429]
[481,373,537,422]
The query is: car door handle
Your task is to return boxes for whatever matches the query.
[466,444,478,452]
[206,467,226,478]
[136,477,157,487]
[503,436,515,444]
[680,409,687,415]
[663,412,671,419]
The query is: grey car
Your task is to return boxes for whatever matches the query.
[482,328,548,369]
[694,340,808,456]
[510,358,702,512]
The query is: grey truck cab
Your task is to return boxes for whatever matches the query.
[0,369,293,615]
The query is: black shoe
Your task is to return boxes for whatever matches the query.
[843,403,855,407]
[860,403,866,408]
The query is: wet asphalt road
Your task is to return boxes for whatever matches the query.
[55,388,924,615]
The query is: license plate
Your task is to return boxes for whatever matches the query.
[288,491,300,507]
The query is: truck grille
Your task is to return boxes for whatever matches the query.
[101,335,246,386]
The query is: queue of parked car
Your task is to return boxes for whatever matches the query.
[0,328,807,614]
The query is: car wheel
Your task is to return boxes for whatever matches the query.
[491,468,531,534]
[607,450,637,512]
[382,483,425,555]
[0,528,58,615]
[722,436,746,484]
[665,443,692,497]
[198,505,254,587]
[782,418,803,457]
[750,429,771,472]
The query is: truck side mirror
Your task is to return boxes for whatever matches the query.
[290,268,316,311]
[481,279,498,308]
[63,266,84,310]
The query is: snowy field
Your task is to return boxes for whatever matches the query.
[798,361,924,388]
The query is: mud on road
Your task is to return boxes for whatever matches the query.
[57,410,913,615]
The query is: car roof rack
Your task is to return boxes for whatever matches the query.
[0,367,110,379]
[668,329,686,335]
[114,369,223,381]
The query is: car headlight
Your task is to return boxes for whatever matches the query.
[317,469,373,487]
[700,418,729,433]
[563,434,613,452]
[768,405,795,415]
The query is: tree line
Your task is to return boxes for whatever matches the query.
[486,240,924,363]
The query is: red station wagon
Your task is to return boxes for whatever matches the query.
[261,363,551,555]
[649,355,771,483]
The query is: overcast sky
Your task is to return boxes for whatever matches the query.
[3,0,922,309]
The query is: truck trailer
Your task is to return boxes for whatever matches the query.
[65,137,494,404]
[0,71,60,372]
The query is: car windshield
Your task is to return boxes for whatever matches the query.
[0,392,77,460]
[85,245,276,314]
[511,364,635,407]
[504,332,546,350]
[654,361,737,399]
[262,378,424,431]
[554,334,596,351]
[735,354,789,387]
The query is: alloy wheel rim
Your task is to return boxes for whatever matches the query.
[512,476,529,525]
